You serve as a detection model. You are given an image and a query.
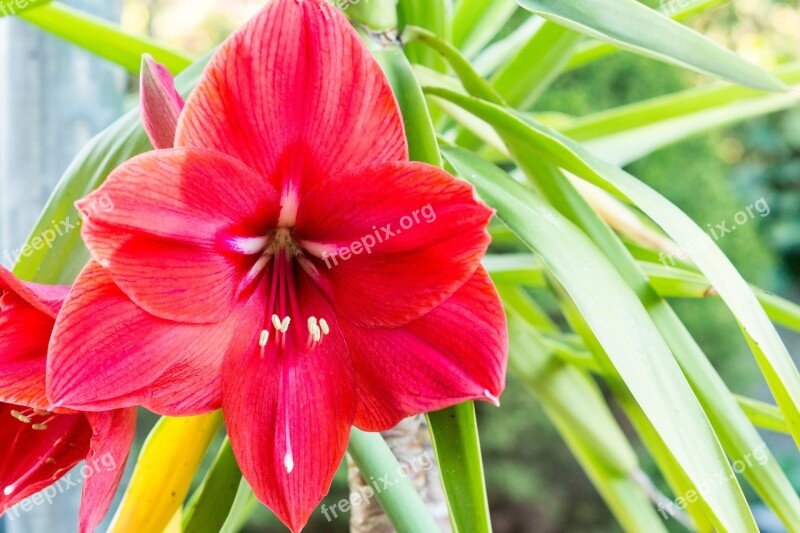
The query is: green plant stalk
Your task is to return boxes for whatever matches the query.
[20,2,192,74]
[348,430,443,533]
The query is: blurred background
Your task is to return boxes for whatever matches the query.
[1,0,799,531]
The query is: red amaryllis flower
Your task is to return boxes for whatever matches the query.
[47,0,507,529]
[0,267,135,532]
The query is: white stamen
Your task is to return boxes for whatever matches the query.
[307,316,318,332]
[280,316,291,333]
[311,325,321,343]
[271,314,283,330]
[3,485,14,496]
[229,236,269,255]
[259,330,270,347]
[244,254,271,285]
[284,452,294,473]
[319,318,330,335]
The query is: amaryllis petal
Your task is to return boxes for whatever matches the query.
[0,404,92,511]
[0,300,53,409]
[176,0,406,196]
[140,54,185,150]
[79,408,136,533]
[222,274,355,533]
[344,267,507,432]
[0,266,67,408]
[0,266,68,318]
[295,161,493,327]
[77,148,281,324]
[47,261,236,414]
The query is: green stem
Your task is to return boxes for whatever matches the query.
[348,429,442,533]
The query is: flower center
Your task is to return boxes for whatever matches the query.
[238,228,332,474]
[245,229,331,355]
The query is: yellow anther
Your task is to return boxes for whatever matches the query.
[10,410,31,424]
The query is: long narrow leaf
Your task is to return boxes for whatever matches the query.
[443,146,756,531]
[427,87,800,451]
[426,404,492,533]
[515,0,785,91]
[20,2,192,74]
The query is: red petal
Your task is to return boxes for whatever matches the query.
[140,55,185,149]
[295,161,493,327]
[176,0,406,195]
[0,404,92,512]
[223,273,355,532]
[77,148,281,324]
[0,265,68,318]
[79,408,136,533]
[0,266,66,409]
[0,298,52,409]
[47,261,236,415]
[343,268,508,431]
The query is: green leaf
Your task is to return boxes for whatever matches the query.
[398,0,449,71]
[442,146,757,531]
[557,65,800,165]
[735,396,790,435]
[491,21,582,109]
[219,480,259,533]
[504,302,667,532]
[347,429,443,533]
[183,439,243,533]
[428,87,800,453]
[452,0,517,59]
[0,0,50,17]
[426,404,492,533]
[13,53,211,283]
[473,16,543,77]
[515,0,786,91]
[455,84,800,525]
[565,0,730,71]
[373,46,442,166]
[20,1,192,74]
